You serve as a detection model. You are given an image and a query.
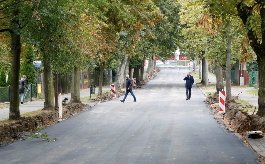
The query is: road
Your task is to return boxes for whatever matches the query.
[0,67,260,164]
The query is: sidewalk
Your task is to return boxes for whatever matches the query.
[0,86,112,121]
[197,73,265,159]
[198,73,258,107]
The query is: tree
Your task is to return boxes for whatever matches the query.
[236,1,265,116]
[20,46,36,84]
[0,0,26,119]
[87,0,164,94]
[179,0,209,84]
[26,0,84,109]
[0,68,6,87]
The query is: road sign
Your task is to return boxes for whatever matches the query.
[33,61,42,67]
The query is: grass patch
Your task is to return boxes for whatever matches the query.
[0,103,9,109]
[81,90,110,102]
[247,89,258,96]
[236,99,249,106]
[195,79,201,83]
[21,109,52,117]
[236,99,257,113]
[206,92,215,97]
[200,86,216,90]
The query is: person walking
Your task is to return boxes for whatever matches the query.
[120,74,136,103]
[19,75,30,104]
[183,72,194,100]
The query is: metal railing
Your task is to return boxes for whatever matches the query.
[0,84,38,103]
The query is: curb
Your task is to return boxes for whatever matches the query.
[196,82,207,97]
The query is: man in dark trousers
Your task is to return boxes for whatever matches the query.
[19,75,30,104]
[120,74,136,103]
[183,72,194,100]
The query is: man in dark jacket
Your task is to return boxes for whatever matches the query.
[183,72,194,100]
[120,74,136,103]
[19,75,30,104]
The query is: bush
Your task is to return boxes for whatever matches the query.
[0,68,6,87]
[20,46,36,84]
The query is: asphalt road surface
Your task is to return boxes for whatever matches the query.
[0,67,260,164]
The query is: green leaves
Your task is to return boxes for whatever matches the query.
[28,126,57,142]
[20,46,36,84]
[179,0,254,65]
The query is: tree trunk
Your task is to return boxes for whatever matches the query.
[43,53,54,110]
[199,59,202,79]
[98,63,104,95]
[153,54,156,75]
[9,31,21,120]
[55,73,58,110]
[235,60,240,85]
[124,58,129,87]
[41,73,45,96]
[147,55,152,76]
[115,54,128,90]
[129,65,134,79]
[133,65,140,84]
[216,64,224,93]
[202,57,208,86]
[81,71,84,90]
[71,66,81,103]
[140,60,145,82]
[257,54,265,116]
[226,21,232,101]
[93,67,99,86]
[108,69,112,83]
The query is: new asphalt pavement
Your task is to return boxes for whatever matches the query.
[0,67,260,164]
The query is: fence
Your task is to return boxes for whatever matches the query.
[23,84,38,102]
[0,84,37,103]
[249,71,259,87]
[0,87,10,103]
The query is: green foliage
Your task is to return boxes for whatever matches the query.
[20,46,36,84]
[0,68,6,87]
[6,69,11,86]
[133,0,181,66]
[28,122,57,142]
[247,59,258,72]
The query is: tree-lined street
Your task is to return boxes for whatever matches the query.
[0,68,259,164]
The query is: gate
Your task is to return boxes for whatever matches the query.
[249,71,258,87]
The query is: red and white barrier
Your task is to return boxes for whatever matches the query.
[110,84,116,98]
[219,91,225,113]
[147,75,150,81]
[133,78,136,88]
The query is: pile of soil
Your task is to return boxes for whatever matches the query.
[206,92,265,133]
[0,103,89,147]
[92,91,125,102]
